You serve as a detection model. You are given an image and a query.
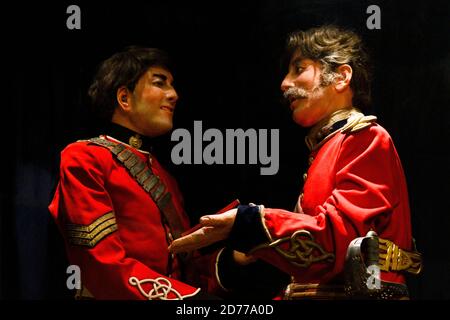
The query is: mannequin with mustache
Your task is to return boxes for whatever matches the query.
[170,25,421,300]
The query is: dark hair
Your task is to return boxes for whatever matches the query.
[284,25,372,110]
[88,47,172,121]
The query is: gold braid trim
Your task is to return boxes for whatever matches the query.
[66,211,118,248]
[128,276,201,300]
[305,107,377,151]
[250,230,335,268]
[341,113,377,134]
[379,238,423,275]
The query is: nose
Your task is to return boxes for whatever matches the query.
[280,74,294,92]
[166,87,178,105]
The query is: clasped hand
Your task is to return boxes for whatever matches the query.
[169,208,238,253]
[169,208,257,265]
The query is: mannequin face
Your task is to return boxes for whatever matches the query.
[281,51,352,127]
[115,66,178,137]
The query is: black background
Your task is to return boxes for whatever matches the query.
[1,0,449,299]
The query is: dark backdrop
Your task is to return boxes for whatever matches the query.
[1,0,449,299]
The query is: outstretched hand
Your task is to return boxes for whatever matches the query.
[169,208,237,253]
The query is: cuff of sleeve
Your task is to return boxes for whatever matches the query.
[215,247,235,291]
[227,204,268,253]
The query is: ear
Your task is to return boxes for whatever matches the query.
[334,64,352,92]
[116,86,131,111]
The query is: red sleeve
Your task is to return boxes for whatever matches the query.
[238,126,411,283]
[49,142,200,299]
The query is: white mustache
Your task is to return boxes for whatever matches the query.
[283,87,310,102]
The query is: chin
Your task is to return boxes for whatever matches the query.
[292,111,316,128]
[293,118,315,128]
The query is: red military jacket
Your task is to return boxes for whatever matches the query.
[221,108,415,290]
[49,127,201,300]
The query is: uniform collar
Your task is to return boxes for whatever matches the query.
[104,123,153,153]
[305,107,363,151]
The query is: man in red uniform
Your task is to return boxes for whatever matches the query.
[170,25,422,299]
[49,47,205,299]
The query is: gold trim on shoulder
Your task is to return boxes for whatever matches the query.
[250,230,335,268]
[305,107,377,151]
[341,113,377,134]
[66,211,118,248]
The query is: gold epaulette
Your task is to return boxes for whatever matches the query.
[306,107,377,151]
[341,114,377,134]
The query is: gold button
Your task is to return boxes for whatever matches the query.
[129,134,142,149]
[308,156,314,165]
[303,173,308,181]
